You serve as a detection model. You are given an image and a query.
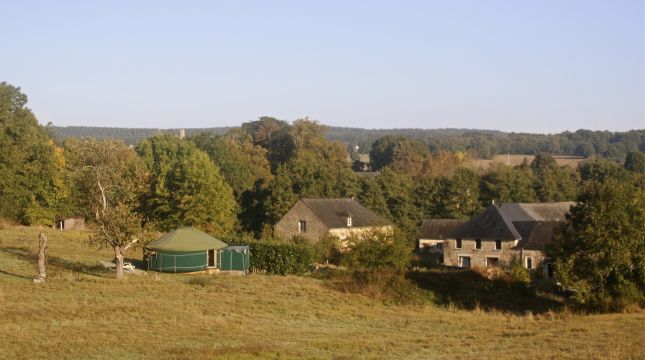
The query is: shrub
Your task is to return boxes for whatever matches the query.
[507,256,531,285]
[329,268,428,305]
[223,235,312,275]
[341,228,410,272]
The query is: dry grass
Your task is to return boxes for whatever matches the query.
[471,154,587,170]
[1,227,644,359]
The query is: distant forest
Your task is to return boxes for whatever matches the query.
[49,123,645,161]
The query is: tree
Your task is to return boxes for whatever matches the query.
[547,179,645,310]
[530,155,578,202]
[262,120,359,224]
[191,130,273,233]
[436,167,482,219]
[342,228,409,273]
[66,139,151,279]
[369,135,428,173]
[137,135,238,234]
[480,164,536,204]
[624,151,645,174]
[0,82,67,225]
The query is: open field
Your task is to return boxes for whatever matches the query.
[471,155,587,170]
[1,227,644,359]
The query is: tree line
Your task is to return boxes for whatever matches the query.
[51,122,645,162]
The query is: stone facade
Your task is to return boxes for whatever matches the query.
[443,238,518,268]
[274,201,329,242]
[274,199,391,244]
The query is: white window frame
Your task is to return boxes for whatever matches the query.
[458,255,470,268]
[298,220,307,233]
[347,216,352,227]
[526,256,533,270]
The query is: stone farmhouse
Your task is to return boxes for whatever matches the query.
[274,198,392,243]
[425,202,573,277]
[418,219,466,255]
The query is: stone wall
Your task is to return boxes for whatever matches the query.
[274,201,329,242]
[443,238,518,268]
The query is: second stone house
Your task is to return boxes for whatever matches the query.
[442,202,573,276]
[274,198,392,243]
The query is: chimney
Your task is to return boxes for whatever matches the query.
[179,129,186,140]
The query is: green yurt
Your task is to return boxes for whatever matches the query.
[146,227,228,273]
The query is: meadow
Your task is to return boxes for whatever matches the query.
[0,227,643,359]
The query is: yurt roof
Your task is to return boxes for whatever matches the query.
[147,227,228,252]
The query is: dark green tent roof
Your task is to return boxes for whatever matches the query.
[147,227,228,252]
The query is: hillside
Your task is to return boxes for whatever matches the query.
[49,125,645,161]
[1,227,644,359]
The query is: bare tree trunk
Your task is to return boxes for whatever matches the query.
[115,246,124,280]
[33,232,47,283]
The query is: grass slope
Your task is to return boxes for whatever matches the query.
[1,227,643,359]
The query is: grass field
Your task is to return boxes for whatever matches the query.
[1,227,644,359]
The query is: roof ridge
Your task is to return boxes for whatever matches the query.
[492,205,522,240]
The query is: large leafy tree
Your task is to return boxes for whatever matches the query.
[480,163,537,203]
[65,139,151,279]
[0,82,67,224]
[191,129,272,233]
[137,135,237,235]
[263,120,359,224]
[530,154,578,202]
[548,178,645,310]
[624,151,645,174]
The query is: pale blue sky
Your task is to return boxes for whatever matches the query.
[1,0,643,132]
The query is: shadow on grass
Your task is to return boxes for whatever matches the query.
[0,269,33,280]
[407,269,563,314]
[0,246,111,278]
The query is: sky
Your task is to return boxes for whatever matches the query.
[0,0,643,133]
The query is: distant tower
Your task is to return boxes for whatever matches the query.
[179,129,185,140]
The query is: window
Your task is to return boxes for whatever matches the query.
[298,220,307,233]
[455,238,462,249]
[526,257,533,270]
[347,216,352,227]
[475,239,482,250]
[486,257,499,267]
[458,256,471,268]
[495,239,502,250]
[436,243,443,251]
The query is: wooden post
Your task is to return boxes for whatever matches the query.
[33,232,47,283]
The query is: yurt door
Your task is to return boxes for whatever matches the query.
[207,249,216,268]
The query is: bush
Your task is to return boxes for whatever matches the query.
[508,256,531,285]
[223,235,312,275]
[341,228,410,272]
[329,268,428,305]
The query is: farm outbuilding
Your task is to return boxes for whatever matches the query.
[145,227,249,274]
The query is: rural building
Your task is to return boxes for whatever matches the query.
[274,198,391,243]
[53,217,85,231]
[442,202,573,276]
[418,219,467,254]
[145,227,250,274]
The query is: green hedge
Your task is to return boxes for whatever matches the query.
[222,236,312,275]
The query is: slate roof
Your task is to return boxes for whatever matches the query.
[451,202,572,248]
[420,219,467,239]
[514,221,563,250]
[451,206,521,240]
[300,198,390,229]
